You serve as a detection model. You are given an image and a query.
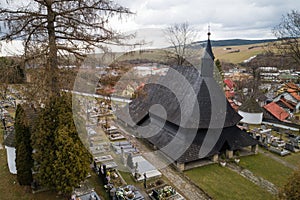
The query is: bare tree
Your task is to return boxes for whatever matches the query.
[273,10,300,65]
[164,22,197,65]
[0,0,133,96]
[0,57,24,100]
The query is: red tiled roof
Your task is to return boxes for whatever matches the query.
[225,90,235,98]
[290,92,300,101]
[286,82,300,90]
[278,98,295,110]
[264,102,289,121]
[287,88,297,93]
[224,79,234,89]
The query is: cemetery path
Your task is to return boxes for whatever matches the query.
[258,149,297,170]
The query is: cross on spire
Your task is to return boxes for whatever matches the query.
[208,24,211,39]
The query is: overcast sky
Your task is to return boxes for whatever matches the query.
[1,0,300,54]
[113,0,300,40]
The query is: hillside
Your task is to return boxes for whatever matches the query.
[85,39,277,65]
[213,43,268,64]
[191,39,277,48]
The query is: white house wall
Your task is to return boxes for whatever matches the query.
[273,92,297,104]
[5,146,17,174]
[238,110,263,124]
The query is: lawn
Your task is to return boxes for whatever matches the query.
[118,171,136,186]
[185,164,274,200]
[282,153,300,167]
[0,147,64,200]
[239,153,293,187]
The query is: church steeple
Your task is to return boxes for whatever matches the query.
[200,29,215,77]
[206,27,215,60]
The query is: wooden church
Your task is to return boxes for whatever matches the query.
[117,32,258,171]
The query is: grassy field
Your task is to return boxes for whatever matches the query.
[239,153,293,187]
[213,44,267,64]
[106,41,268,66]
[185,164,274,200]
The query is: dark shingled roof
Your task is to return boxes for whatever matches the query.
[205,38,215,60]
[140,117,257,163]
[3,131,15,148]
[117,34,257,163]
[118,65,242,129]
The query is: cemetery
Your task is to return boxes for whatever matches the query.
[247,124,300,156]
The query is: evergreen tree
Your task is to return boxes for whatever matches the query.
[32,93,91,195]
[14,104,33,185]
[215,59,224,80]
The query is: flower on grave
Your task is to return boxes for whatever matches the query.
[126,193,135,199]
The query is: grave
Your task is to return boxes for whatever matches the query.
[269,146,290,156]
[90,142,110,155]
[148,185,185,200]
[73,191,101,200]
[285,143,300,153]
[130,155,162,182]
[111,141,139,155]
[103,125,118,134]
[115,185,145,200]
[94,155,114,163]
[109,132,126,141]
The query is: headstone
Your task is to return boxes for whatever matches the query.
[110,187,116,198]
[152,189,159,200]
[285,143,295,152]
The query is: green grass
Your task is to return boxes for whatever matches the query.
[281,153,300,168]
[0,147,64,200]
[239,154,293,187]
[118,171,136,186]
[185,164,274,200]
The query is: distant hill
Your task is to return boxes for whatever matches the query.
[191,39,277,48]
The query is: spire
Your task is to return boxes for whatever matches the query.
[200,27,215,77]
[205,26,215,60]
